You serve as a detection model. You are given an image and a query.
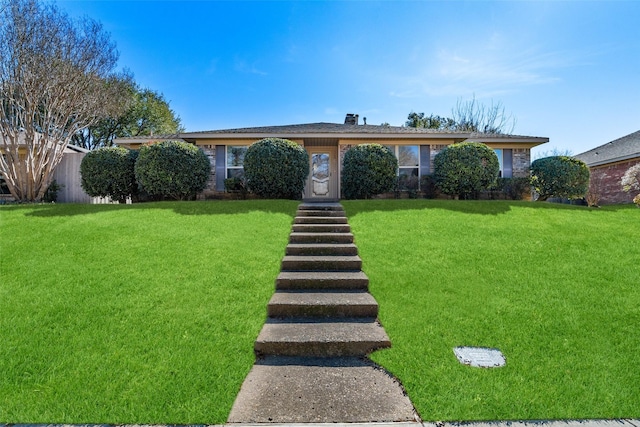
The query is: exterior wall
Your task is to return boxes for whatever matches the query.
[512,149,530,178]
[198,145,218,199]
[589,158,640,205]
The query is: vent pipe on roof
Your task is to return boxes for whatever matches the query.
[344,113,359,125]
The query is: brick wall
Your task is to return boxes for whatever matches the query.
[512,149,530,178]
[589,159,640,205]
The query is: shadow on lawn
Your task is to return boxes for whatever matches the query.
[9,199,299,218]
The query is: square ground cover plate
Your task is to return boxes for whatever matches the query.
[453,346,506,368]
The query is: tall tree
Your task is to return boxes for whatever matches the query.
[406,96,516,134]
[0,0,129,201]
[72,79,184,150]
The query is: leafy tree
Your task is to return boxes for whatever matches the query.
[405,112,456,130]
[72,81,184,150]
[134,141,211,200]
[341,144,398,199]
[80,147,137,203]
[406,96,516,134]
[0,0,128,202]
[530,156,590,201]
[433,142,500,199]
[243,138,309,199]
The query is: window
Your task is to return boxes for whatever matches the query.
[226,146,247,178]
[384,145,419,177]
[493,149,513,178]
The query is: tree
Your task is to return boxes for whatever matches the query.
[406,96,516,134]
[530,156,590,201]
[72,80,184,150]
[621,163,640,193]
[134,141,211,200]
[80,147,137,203]
[243,138,309,199]
[341,144,398,199]
[405,112,456,130]
[0,0,129,202]
[433,142,500,199]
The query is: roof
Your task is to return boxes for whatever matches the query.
[574,130,640,167]
[114,122,548,145]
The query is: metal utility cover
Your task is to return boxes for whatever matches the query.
[454,346,506,368]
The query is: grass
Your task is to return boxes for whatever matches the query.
[343,200,640,421]
[0,200,298,424]
[1,199,639,423]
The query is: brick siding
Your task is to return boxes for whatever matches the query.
[589,159,640,205]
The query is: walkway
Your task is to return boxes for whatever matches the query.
[228,202,417,423]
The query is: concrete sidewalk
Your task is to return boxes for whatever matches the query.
[5,420,640,427]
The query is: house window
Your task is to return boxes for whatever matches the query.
[226,146,247,178]
[384,145,419,177]
[493,149,513,178]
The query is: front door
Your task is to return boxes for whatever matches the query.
[304,147,338,200]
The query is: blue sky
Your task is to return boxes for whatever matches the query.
[59,0,639,156]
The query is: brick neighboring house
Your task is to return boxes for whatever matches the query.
[575,130,640,205]
[115,114,548,201]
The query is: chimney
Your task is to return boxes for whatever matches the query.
[344,113,359,125]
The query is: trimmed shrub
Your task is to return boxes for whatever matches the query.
[433,142,500,199]
[341,144,398,199]
[530,156,589,201]
[134,140,211,200]
[80,146,137,203]
[496,177,531,200]
[243,138,309,199]
[420,175,439,199]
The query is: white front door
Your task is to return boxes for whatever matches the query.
[305,147,338,200]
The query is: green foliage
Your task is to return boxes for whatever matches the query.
[341,144,398,199]
[420,174,439,199]
[243,138,309,199]
[224,176,248,199]
[395,175,419,199]
[433,142,500,199]
[134,141,211,200]
[406,112,456,130]
[42,180,62,203]
[80,146,137,203]
[495,177,531,200]
[530,156,590,201]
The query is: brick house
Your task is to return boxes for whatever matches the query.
[116,114,548,201]
[575,130,640,205]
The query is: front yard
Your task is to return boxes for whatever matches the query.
[1,200,638,423]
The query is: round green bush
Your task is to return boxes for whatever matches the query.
[243,138,309,199]
[341,144,398,199]
[433,142,500,199]
[80,146,137,203]
[530,156,589,201]
[134,140,211,200]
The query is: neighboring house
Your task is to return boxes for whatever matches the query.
[0,130,91,202]
[574,130,640,205]
[115,114,548,201]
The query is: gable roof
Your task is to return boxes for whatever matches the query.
[115,122,548,145]
[574,130,640,167]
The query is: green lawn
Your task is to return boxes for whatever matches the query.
[1,200,638,423]
[343,200,640,421]
[0,200,298,424]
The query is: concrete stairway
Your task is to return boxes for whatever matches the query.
[228,202,417,423]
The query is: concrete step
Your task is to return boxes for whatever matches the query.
[255,319,391,357]
[298,203,344,211]
[282,255,362,272]
[289,232,354,244]
[276,271,369,290]
[285,243,358,256]
[292,223,351,233]
[267,291,379,318]
[296,209,346,217]
[294,216,348,224]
